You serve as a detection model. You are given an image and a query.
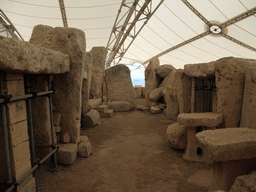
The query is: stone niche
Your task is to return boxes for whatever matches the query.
[184,57,256,128]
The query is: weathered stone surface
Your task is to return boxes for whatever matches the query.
[156,64,176,78]
[196,128,256,161]
[162,86,179,120]
[150,106,162,114]
[184,62,215,78]
[54,125,61,133]
[145,57,161,106]
[136,104,144,110]
[57,143,77,165]
[230,171,256,192]
[0,36,70,74]
[159,70,176,88]
[53,111,61,126]
[149,87,164,102]
[80,136,89,143]
[89,98,102,109]
[215,57,256,128]
[96,104,108,113]
[108,101,131,112]
[175,69,192,114]
[100,109,114,118]
[141,87,145,98]
[177,113,223,127]
[90,47,108,98]
[61,132,71,143]
[105,64,137,109]
[240,67,256,129]
[135,85,142,99]
[166,123,187,150]
[82,52,93,115]
[83,109,100,128]
[30,25,86,144]
[78,141,92,158]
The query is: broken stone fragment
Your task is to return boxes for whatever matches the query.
[150,106,162,114]
[166,123,187,150]
[77,141,92,158]
[83,109,100,128]
[61,132,71,143]
[79,136,89,143]
[57,143,77,165]
[156,64,176,78]
[149,87,164,102]
[54,125,61,133]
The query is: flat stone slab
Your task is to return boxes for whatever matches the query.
[0,36,70,74]
[108,101,131,112]
[96,104,108,113]
[184,62,215,78]
[196,128,256,162]
[177,113,223,127]
[89,99,102,109]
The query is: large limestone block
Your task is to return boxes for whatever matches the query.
[145,57,161,106]
[57,143,77,165]
[184,62,215,78]
[166,123,187,150]
[162,86,179,120]
[78,141,92,158]
[30,25,86,144]
[108,101,131,112]
[83,109,100,128]
[195,128,256,162]
[0,36,70,74]
[215,57,256,128]
[90,47,108,98]
[156,64,176,78]
[82,52,93,115]
[134,85,142,99]
[149,87,164,102]
[105,64,137,109]
[175,69,192,113]
[159,70,177,88]
[178,113,223,127]
[240,67,256,129]
[230,171,256,192]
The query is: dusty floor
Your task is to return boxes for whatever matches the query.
[38,101,213,192]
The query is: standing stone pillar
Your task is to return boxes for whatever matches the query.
[145,57,160,107]
[90,47,108,99]
[82,52,92,115]
[30,25,86,144]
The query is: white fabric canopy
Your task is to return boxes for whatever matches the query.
[1,0,256,69]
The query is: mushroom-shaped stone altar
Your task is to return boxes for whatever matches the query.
[196,128,256,192]
[177,113,223,162]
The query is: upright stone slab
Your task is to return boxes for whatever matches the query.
[134,85,142,99]
[240,66,256,129]
[82,52,93,115]
[105,64,137,109]
[162,85,179,120]
[215,57,256,128]
[30,25,86,144]
[90,47,108,99]
[145,57,160,107]
[175,69,192,113]
[159,69,177,89]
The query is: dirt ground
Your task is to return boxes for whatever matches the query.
[37,100,213,192]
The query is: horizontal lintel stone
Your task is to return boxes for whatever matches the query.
[0,36,70,74]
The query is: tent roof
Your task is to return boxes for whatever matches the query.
[1,0,256,69]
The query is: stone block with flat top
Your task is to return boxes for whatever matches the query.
[196,128,256,192]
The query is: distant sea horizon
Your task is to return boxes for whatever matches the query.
[132,78,145,87]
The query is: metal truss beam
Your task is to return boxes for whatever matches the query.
[221,6,256,28]
[220,33,256,53]
[181,0,211,26]
[106,0,164,67]
[58,0,68,27]
[142,31,210,64]
[0,9,24,41]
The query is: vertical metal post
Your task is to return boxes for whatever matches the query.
[0,72,13,184]
[201,79,204,112]
[25,75,38,190]
[207,79,211,112]
[48,77,58,169]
